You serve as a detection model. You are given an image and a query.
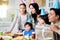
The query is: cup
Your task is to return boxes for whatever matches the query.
[0,31,3,36]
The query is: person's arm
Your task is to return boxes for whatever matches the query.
[6,13,18,33]
[23,30,25,35]
[10,13,18,32]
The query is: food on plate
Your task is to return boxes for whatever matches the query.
[14,36,24,40]
[0,36,13,40]
[4,33,14,36]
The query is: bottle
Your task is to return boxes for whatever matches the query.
[32,32,35,39]
[0,37,4,40]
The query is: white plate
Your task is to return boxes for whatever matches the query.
[46,37,53,40]
[0,36,12,38]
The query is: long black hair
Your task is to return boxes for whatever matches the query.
[29,3,41,23]
[29,3,40,15]
[24,22,34,30]
[19,3,27,13]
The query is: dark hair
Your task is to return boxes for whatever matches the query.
[39,14,51,24]
[50,8,60,19]
[29,3,41,23]
[29,3,40,15]
[24,22,34,30]
[19,3,27,13]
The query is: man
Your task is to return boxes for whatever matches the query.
[48,8,60,40]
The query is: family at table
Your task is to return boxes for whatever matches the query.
[4,0,60,40]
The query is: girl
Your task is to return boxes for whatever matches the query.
[23,22,35,36]
[6,3,31,33]
[36,14,50,28]
[29,3,41,24]
[36,14,50,40]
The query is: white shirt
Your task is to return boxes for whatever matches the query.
[20,14,27,29]
[54,21,60,34]
[7,12,30,33]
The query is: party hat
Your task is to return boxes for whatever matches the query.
[53,0,59,9]
[20,0,23,4]
[40,7,46,15]
[31,0,35,3]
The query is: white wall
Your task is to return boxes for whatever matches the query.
[8,0,20,14]
[45,0,60,13]
[0,0,20,32]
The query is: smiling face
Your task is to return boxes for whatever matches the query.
[48,10,59,22]
[19,5,26,14]
[29,5,36,14]
[25,24,31,31]
[37,18,45,25]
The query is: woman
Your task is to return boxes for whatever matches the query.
[48,8,60,40]
[29,3,41,24]
[6,3,31,33]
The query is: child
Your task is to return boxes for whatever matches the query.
[35,14,50,40]
[36,14,50,28]
[23,22,35,36]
